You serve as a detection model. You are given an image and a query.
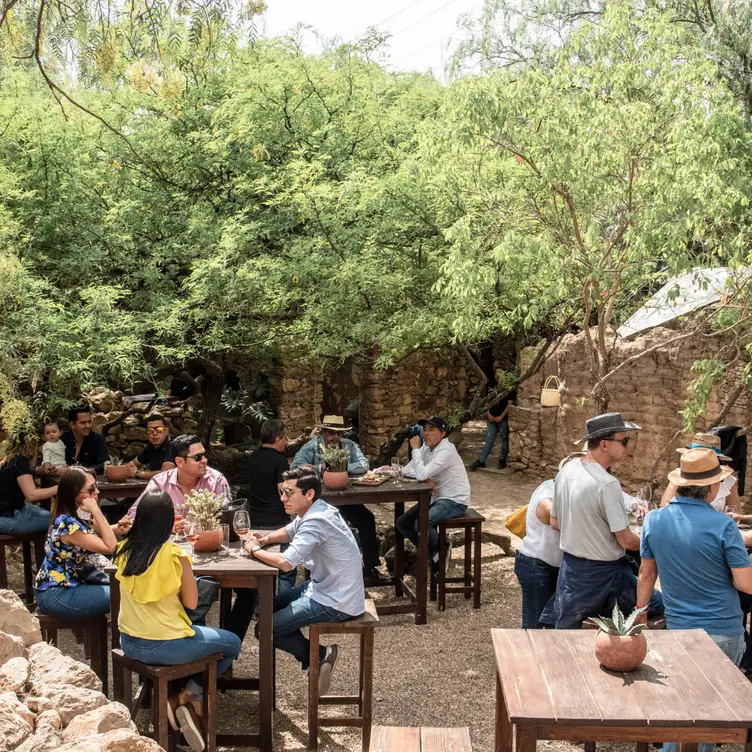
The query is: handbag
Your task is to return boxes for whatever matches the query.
[183,576,220,625]
[505,504,528,539]
[540,375,561,407]
[80,552,111,586]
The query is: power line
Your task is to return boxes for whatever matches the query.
[389,0,466,38]
[348,0,428,43]
[391,29,455,66]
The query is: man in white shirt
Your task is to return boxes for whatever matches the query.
[397,415,471,566]
[245,466,365,697]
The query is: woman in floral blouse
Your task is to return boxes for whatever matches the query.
[34,466,118,619]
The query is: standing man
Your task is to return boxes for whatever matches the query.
[125,414,177,481]
[293,416,390,587]
[469,381,517,471]
[245,466,365,697]
[637,448,752,752]
[540,412,663,629]
[61,405,110,474]
[398,416,470,567]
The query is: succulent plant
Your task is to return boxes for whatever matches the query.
[321,446,349,473]
[184,489,223,531]
[587,604,647,636]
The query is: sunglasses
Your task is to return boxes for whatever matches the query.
[84,482,99,495]
[604,437,631,447]
[147,426,167,434]
[278,486,299,498]
[185,452,207,462]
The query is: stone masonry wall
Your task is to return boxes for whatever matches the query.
[509,327,752,495]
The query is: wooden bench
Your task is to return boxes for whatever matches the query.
[430,509,484,611]
[112,648,220,752]
[308,599,379,752]
[370,726,472,751]
[0,532,46,604]
[38,613,109,695]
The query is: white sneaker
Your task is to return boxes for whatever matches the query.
[318,644,339,697]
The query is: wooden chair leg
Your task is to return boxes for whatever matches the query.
[113,659,126,706]
[203,659,217,752]
[474,523,482,609]
[308,626,321,751]
[90,618,108,697]
[430,563,437,601]
[0,543,7,590]
[153,676,170,750]
[438,527,447,612]
[361,629,374,752]
[219,589,232,630]
[393,502,405,597]
[22,541,34,603]
[358,632,365,715]
[464,526,472,600]
[34,539,44,568]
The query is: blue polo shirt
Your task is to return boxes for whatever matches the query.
[641,496,750,635]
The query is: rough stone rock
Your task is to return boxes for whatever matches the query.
[0,655,29,692]
[62,702,135,743]
[28,642,102,692]
[0,590,42,645]
[26,684,108,725]
[0,629,26,664]
[0,690,35,729]
[36,710,62,732]
[50,728,164,751]
[0,692,32,750]
[13,724,61,752]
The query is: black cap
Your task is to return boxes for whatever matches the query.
[418,415,449,432]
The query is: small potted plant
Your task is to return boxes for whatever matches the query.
[184,489,224,552]
[321,446,349,490]
[588,605,648,671]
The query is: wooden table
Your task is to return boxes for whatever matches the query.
[493,628,752,752]
[97,475,148,500]
[107,544,278,751]
[322,479,433,626]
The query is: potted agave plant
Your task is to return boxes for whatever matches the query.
[321,446,349,490]
[588,605,648,672]
[184,489,224,552]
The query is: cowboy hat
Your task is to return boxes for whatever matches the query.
[574,412,641,445]
[667,447,734,487]
[676,432,732,462]
[317,415,352,432]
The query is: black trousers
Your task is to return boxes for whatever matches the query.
[337,504,380,570]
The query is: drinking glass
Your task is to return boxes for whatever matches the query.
[391,457,402,488]
[185,521,201,546]
[173,511,184,541]
[220,523,230,554]
[233,510,250,542]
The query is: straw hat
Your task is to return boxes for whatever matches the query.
[317,415,352,432]
[676,432,731,462]
[667,447,734,487]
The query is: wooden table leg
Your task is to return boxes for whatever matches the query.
[108,574,121,650]
[678,745,698,752]
[258,574,274,752]
[416,492,429,625]
[516,725,537,752]
[636,744,649,752]
[393,502,405,598]
[583,743,596,752]
[496,670,513,752]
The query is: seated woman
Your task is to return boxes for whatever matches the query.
[34,466,115,619]
[0,431,57,534]
[113,492,241,752]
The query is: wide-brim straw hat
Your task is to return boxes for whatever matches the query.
[676,432,732,462]
[317,415,352,432]
[667,447,734,487]
[574,412,641,445]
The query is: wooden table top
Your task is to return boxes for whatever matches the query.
[97,475,149,494]
[321,478,433,503]
[492,628,752,728]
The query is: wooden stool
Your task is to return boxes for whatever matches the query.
[430,509,484,611]
[308,599,379,752]
[38,613,109,694]
[0,532,45,604]
[112,648,220,752]
[370,726,473,751]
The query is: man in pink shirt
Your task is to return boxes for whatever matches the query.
[127,434,231,519]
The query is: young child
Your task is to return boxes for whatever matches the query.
[41,420,66,473]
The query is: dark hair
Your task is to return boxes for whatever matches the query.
[114,492,175,576]
[587,433,616,451]
[144,414,167,426]
[173,434,201,459]
[676,485,711,500]
[260,419,285,445]
[43,419,60,430]
[282,466,322,498]
[68,405,92,424]
[53,466,94,521]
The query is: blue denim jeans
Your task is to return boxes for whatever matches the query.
[120,626,241,699]
[479,417,509,464]
[396,498,468,557]
[663,632,745,752]
[0,504,50,534]
[256,583,353,669]
[514,552,559,629]
[35,584,110,620]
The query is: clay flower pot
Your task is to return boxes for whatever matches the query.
[104,464,133,482]
[193,528,223,553]
[594,631,647,671]
[323,470,349,490]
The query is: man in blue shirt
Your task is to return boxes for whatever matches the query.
[637,447,752,752]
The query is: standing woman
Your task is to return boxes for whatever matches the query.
[34,467,115,619]
[0,431,57,534]
[114,492,241,752]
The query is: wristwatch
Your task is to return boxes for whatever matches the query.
[250,544,262,553]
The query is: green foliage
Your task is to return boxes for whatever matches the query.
[587,604,647,636]
[321,446,349,473]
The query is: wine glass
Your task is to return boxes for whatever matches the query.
[173,511,184,541]
[391,457,402,488]
[233,510,250,542]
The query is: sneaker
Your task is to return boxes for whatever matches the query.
[497,459,507,469]
[176,704,205,752]
[166,695,182,732]
[363,567,392,588]
[444,539,453,575]
[468,460,485,471]
[318,644,339,697]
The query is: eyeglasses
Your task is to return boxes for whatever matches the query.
[84,482,99,495]
[185,452,207,462]
[604,437,631,447]
[147,426,167,434]
[278,486,298,498]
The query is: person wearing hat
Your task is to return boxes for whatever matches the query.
[539,412,663,629]
[659,433,741,513]
[292,416,390,587]
[398,416,471,567]
[636,448,752,752]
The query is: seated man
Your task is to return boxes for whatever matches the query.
[293,415,390,587]
[126,413,177,481]
[245,466,365,696]
[397,415,470,567]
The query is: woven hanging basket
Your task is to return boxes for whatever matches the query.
[540,375,561,407]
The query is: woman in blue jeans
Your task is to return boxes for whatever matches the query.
[114,492,240,752]
[35,467,116,619]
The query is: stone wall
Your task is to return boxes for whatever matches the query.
[509,327,752,495]
[266,363,324,439]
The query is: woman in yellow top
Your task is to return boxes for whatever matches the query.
[113,491,241,752]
